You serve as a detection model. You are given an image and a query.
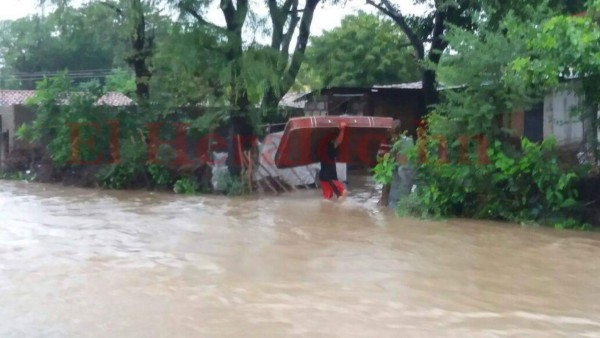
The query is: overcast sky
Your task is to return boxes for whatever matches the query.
[0,0,427,36]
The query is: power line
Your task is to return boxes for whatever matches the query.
[0,73,114,79]
[1,73,114,79]
[10,68,122,76]
[0,75,115,82]
[11,68,117,74]
[0,68,132,81]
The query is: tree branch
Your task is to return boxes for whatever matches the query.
[283,0,319,91]
[269,0,298,50]
[179,2,227,32]
[220,0,237,29]
[365,0,392,17]
[99,1,123,16]
[269,3,284,49]
[235,0,249,28]
[281,0,300,56]
[366,0,424,59]
[428,9,448,63]
[267,0,279,17]
[282,0,296,13]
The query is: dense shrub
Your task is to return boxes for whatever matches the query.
[212,169,245,196]
[10,74,221,192]
[225,176,244,196]
[400,136,587,229]
[96,137,147,189]
[373,134,414,185]
[372,153,395,185]
[147,164,174,188]
[0,169,36,181]
[173,176,201,194]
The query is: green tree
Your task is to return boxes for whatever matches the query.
[509,0,600,160]
[260,0,322,113]
[175,0,323,112]
[302,12,420,88]
[0,4,127,89]
[391,1,593,228]
[366,0,586,118]
[151,23,228,107]
[366,0,481,117]
[173,0,326,174]
[484,0,586,28]
[432,7,551,137]
[99,0,167,102]
[31,0,323,175]
[29,0,170,102]
[105,68,137,95]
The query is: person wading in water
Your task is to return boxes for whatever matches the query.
[318,122,348,200]
[377,119,402,206]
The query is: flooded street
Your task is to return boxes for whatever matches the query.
[1,179,600,337]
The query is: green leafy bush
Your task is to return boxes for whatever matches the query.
[402,136,584,228]
[147,164,174,188]
[0,170,36,181]
[372,134,414,185]
[173,177,201,195]
[96,137,146,189]
[225,176,244,196]
[212,169,246,196]
[372,153,396,185]
[97,163,142,189]
[20,75,106,165]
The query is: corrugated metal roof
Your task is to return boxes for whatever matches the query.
[279,92,307,109]
[372,81,424,90]
[372,81,463,90]
[0,90,134,106]
[294,81,465,103]
[95,92,134,106]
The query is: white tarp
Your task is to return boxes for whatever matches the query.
[254,131,346,186]
[211,152,230,192]
[210,131,346,190]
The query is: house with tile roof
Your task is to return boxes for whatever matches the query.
[0,90,134,167]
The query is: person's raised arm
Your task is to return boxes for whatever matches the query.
[334,122,347,148]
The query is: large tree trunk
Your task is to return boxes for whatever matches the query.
[420,41,445,119]
[128,0,152,103]
[221,0,253,176]
[226,57,253,177]
[418,10,446,119]
[420,69,438,120]
[261,89,280,118]
[261,0,319,115]
[367,0,449,120]
[98,0,151,102]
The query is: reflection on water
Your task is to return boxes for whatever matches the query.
[1,178,600,337]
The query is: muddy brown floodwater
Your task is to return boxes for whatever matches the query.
[1,178,600,337]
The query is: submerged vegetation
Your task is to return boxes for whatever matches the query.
[370,0,600,229]
[396,135,589,229]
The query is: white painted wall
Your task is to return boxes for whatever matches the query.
[0,106,15,134]
[0,106,15,166]
[543,88,584,146]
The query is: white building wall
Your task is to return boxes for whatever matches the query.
[543,88,584,146]
[0,106,15,166]
[304,99,328,116]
